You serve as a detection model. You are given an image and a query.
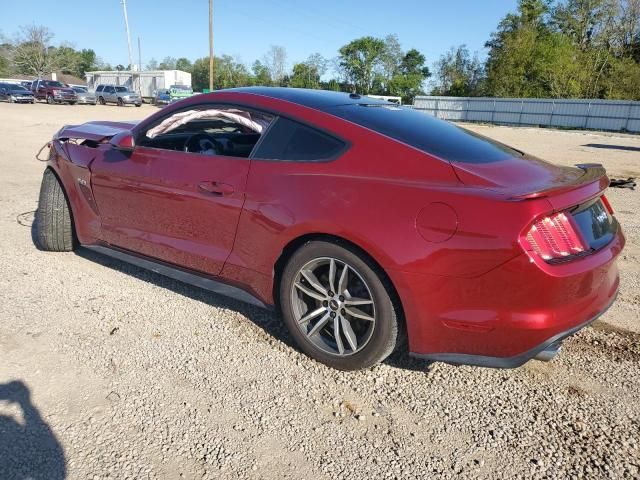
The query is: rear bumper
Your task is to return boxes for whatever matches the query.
[409,290,617,368]
[394,229,624,367]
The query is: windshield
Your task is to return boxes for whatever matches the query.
[44,81,65,88]
[72,87,87,93]
[115,86,129,92]
[329,104,522,164]
[9,85,28,91]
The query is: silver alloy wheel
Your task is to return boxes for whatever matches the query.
[290,257,376,356]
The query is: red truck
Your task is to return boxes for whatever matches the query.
[31,79,78,105]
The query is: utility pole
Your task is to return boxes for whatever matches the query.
[137,36,143,96]
[209,0,214,91]
[121,0,134,71]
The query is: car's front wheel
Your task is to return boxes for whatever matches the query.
[117,97,124,107]
[280,240,400,370]
[46,94,54,105]
[35,169,75,252]
[98,96,105,105]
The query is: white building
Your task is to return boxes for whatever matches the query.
[85,70,192,100]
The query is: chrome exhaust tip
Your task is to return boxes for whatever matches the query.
[534,342,562,362]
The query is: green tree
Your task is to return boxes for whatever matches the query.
[431,45,484,96]
[191,57,209,90]
[290,62,320,88]
[175,57,192,73]
[388,48,431,102]
[215,55,251,89]
[192,56,252,91]
[338,36,386,94]
[485,0,567,97]
[603,55,640,99]
[378,34,403,91]
[289,53,327,89]
[551,0,618,49]
[251,60,271,86]
[75,49,97,76]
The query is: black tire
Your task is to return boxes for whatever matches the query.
[99,96,105,105]
[35,169,75,252]
[117,97,124,107]
[280,240,400,370]
[135,103,141,107]
[46,94,54,105]
[69,101,76,105]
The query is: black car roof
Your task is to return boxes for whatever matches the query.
[226,87,391,110]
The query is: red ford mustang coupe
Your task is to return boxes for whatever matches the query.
[35,87,624,370]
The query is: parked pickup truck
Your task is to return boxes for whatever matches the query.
[31,79,78,104]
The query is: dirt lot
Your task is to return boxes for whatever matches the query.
[0,102,638,480]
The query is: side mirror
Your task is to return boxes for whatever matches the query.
[109,131,135,151]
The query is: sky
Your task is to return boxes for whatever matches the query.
[1,0,519,75]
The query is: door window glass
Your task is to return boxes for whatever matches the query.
[140,107,274,158]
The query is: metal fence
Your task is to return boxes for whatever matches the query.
[411,96,640,133]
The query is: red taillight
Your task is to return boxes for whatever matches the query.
[601,194,614,214]
[522,212,587,261]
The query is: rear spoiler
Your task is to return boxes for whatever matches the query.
[509,164,609,200]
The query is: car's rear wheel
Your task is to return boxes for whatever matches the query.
[98,96,105,105]
[117,97,124,107]
[280,241,399,370]
[35,169,75,252]
[46,94,54,105]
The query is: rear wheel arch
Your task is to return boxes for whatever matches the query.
[273,233,405,323]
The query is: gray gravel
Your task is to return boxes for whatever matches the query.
[0,104,639,479]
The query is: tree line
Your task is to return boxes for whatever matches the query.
[1,0,638,101]
[0,27,430,103]
[432,0,640,100]
[144,35,430,103]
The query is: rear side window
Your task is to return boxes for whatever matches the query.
[254,117,346,161]
[329,104,521,164]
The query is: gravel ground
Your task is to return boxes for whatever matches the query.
[0,103,639,480]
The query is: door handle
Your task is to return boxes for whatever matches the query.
[198,181,234,196]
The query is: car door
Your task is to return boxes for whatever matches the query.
[102,85,112,103]
[34,80,45,99]
[90,105,271,276]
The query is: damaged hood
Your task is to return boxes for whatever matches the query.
[54,121,139,142]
